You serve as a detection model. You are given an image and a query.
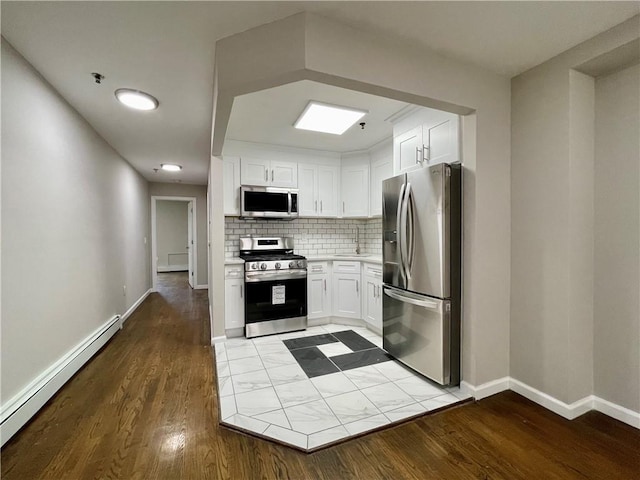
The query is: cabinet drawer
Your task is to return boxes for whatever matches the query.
[308,261,329,275]
[364,264,382,278]
[332,261,361,274]
[225,265,245,279]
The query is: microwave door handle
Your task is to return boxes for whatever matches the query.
[287,192,292,214]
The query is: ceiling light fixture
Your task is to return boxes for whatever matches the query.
[160,163,182,172]
[115,88,159,111]
[294,101,367,135]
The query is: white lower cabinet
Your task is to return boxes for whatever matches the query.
[307,260,382,326]
[307,262,331,319]
[332,261,361,319]
[362,264,383,331]
[224,266,245,330]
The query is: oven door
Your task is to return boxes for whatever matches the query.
[244,271,307,325]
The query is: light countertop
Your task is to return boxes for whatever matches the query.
[225,255,382,265]
[306,254,382,264]
[224,258,245,265]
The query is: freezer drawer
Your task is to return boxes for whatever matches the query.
[382,285,454,385]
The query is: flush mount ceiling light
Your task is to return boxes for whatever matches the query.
[114,88,159,111]
[294,101,367,135]
[160,163,182,172]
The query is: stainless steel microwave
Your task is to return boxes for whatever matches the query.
[240,185,299,219]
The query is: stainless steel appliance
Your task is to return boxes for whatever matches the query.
[382,163,462,386]
[240,186,299,219]
[239,236,307,338]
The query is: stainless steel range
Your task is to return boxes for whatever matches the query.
[239,236,307,338]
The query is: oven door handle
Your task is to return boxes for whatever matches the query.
[245,270,307,282]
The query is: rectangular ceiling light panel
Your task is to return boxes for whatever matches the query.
[294,101,367,135]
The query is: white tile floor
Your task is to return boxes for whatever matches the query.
[214,323,472,451]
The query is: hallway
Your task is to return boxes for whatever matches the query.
[2,273,638,479]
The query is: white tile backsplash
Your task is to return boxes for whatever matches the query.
[225,218,382,257]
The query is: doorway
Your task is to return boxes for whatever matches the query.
[151,196,198,291]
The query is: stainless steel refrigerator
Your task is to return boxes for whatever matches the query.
[382,163,461,386]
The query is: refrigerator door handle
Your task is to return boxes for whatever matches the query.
[404,182,415,274]
[399,182,411,279]
[396,182,407,279]
[383,286,440,309]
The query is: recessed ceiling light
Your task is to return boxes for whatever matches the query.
[115,88,159,111]
[294,101,367,135]
[161,164,182,172]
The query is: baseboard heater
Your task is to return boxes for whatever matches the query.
[0,315,121,446]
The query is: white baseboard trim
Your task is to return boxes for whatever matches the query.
[593,396,640,429]
[211,335,227,344]
[194,284,208,290]
[157,265,188,272]
[469,376,640,428]
[509,378,593,420]
[0,315,122,446]
[120,288,152,325]
[460,376,510,400]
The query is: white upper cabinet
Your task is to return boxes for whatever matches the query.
[223,156,241,216]
[271,160,298,188]
[393,108,460,174]
[298,164,317,216]
[240,157,269,186]
[298,164,339,217]
[393,125,423,174]
[240,157,298,188]
[317,166,339,216]
[424,115,460,166]
[341,160,369,218]
[369,140,393,217]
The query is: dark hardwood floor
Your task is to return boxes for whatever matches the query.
[2,272,638,479]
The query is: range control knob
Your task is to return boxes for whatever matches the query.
[252,262,259,270]
[297,260,305,268]
[275,262,281,270]
[289,261,296,268]
[260,263,267,270]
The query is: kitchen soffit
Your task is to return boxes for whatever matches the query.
[2,2,638,184]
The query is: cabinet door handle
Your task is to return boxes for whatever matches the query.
[320,200,323,213]
[416,146,421,164]
[315,200,318,212]
[356,280,359,294]
[324,279,327,291]
[271,169,274,182]
[264,170,268,182]
[240,285,243,298]
[424,145,430,162]
[343,201,345,213]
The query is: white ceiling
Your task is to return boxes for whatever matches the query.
[2,2,638,185]
[226,80,411,153]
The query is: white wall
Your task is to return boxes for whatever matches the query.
[209,157,226,339]
[511,17,639,406]
[156,200,189,271]
[149,183,208,286]
[211,12,511,387]
[1,40,150,405]
[594,64,640,412]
